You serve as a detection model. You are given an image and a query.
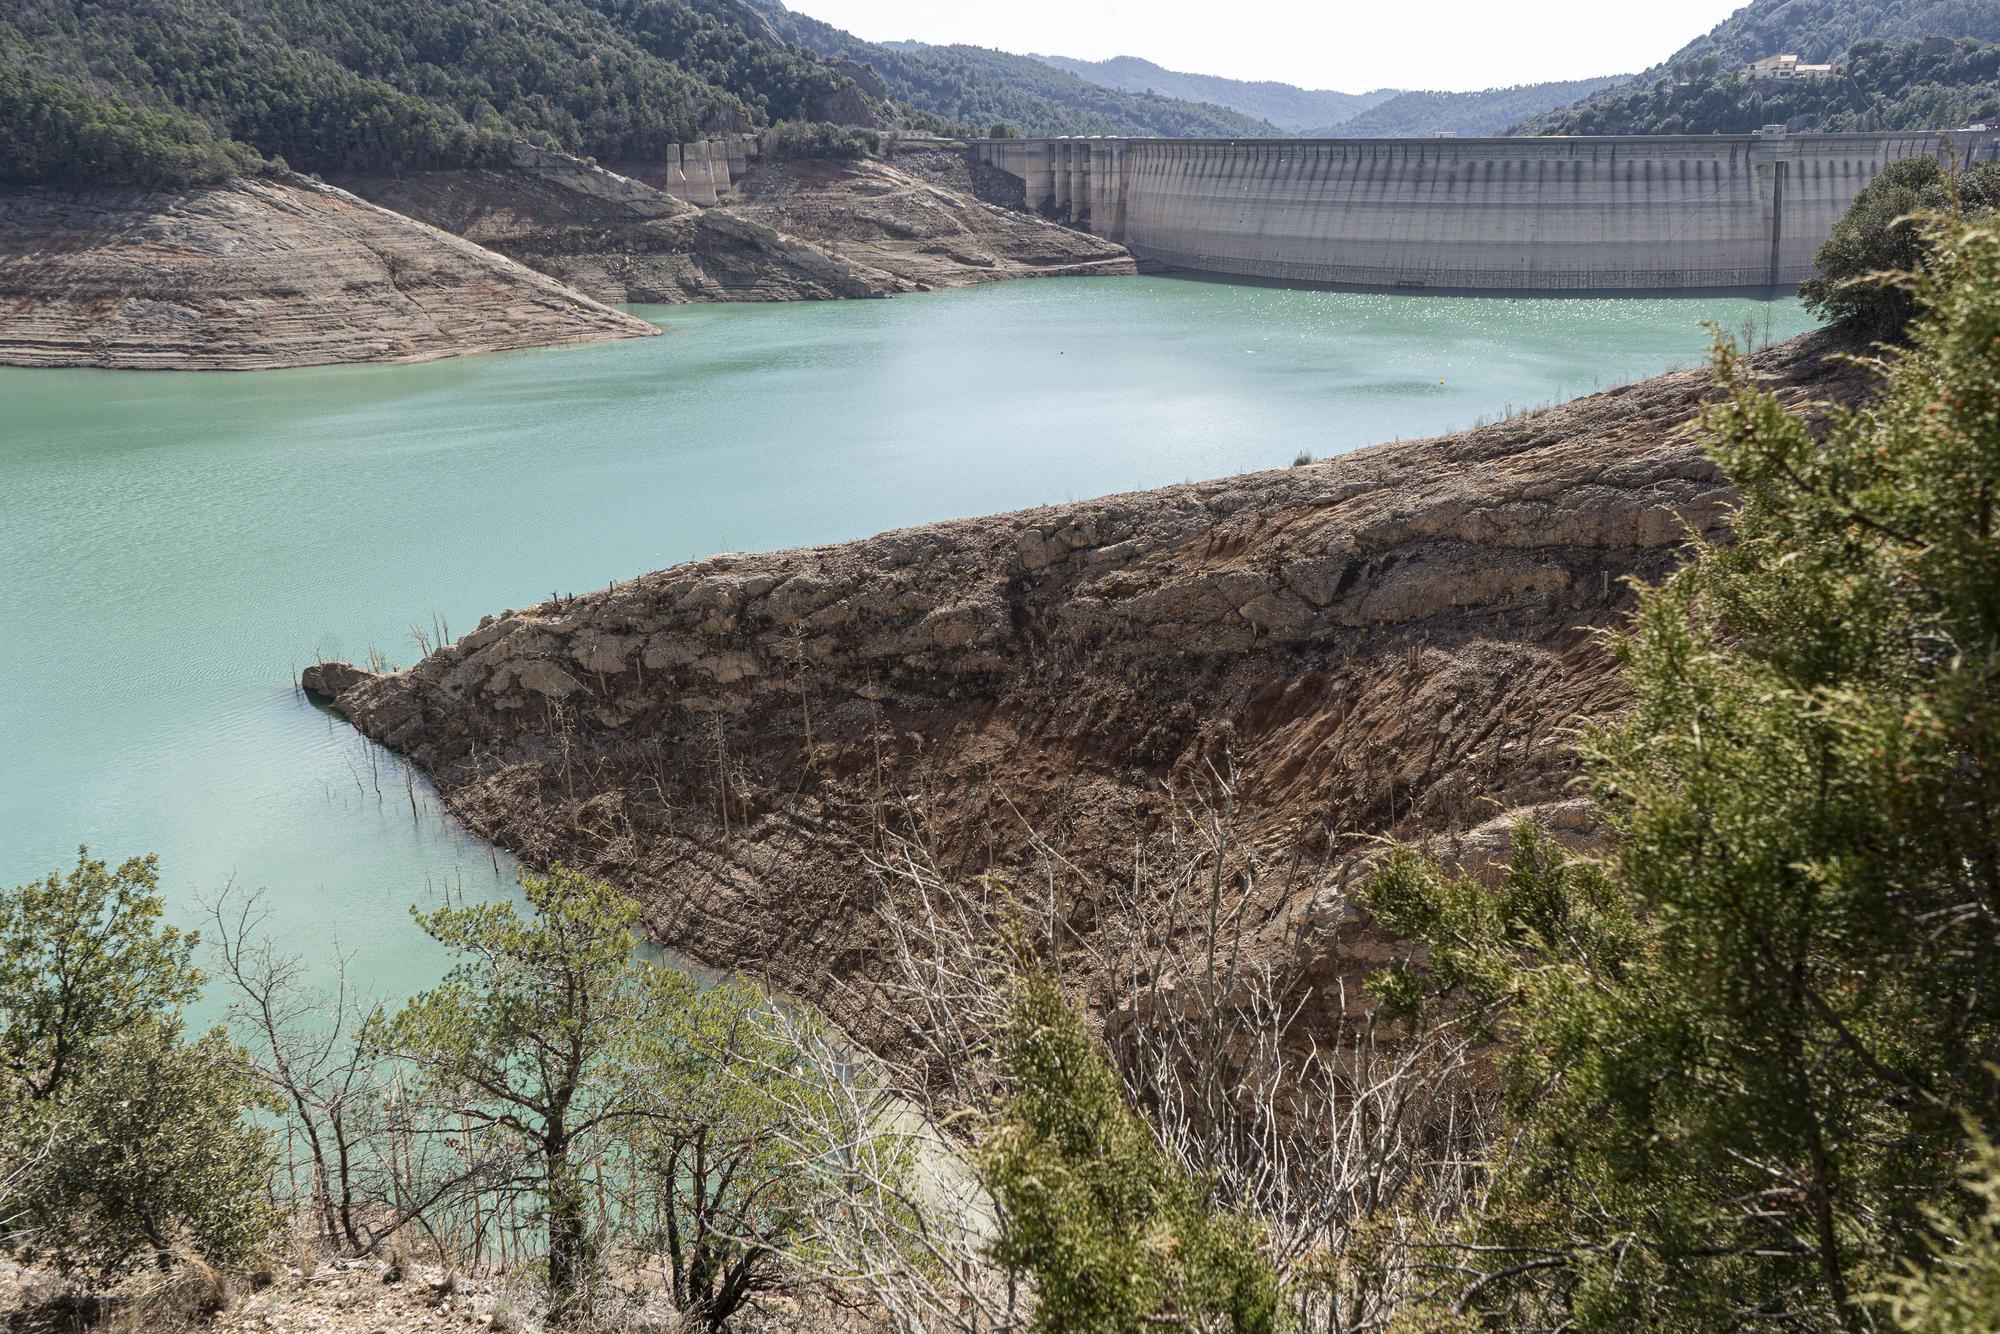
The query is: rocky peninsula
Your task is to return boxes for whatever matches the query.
[306,328,1870,1062]
[0,175,657,371]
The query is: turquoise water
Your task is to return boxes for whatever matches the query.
[0,276,1819,1011]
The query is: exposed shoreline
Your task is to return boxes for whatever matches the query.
[0,175,660,372]
[304,326,1872,1069]
[0,147,1133,372]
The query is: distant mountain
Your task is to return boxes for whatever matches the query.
[742,2,1282,138]
[1304,76,1631,138]
[1660,0,2000,69]
[1516,37,2000,136]
[1029,54,1396,133]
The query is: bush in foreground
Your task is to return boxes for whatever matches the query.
[0,850,273,1282]
[982,966,1285,1333]
[1371,212,2000,1329]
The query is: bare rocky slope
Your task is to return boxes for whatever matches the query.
[341,146,1132,304]
[0,175,657,371]
[0,146,1127,371]
[308,330,1869,1061]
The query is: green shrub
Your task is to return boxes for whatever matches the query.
[980,967,1285,1333]
[0,850,274,1281]
[1874,1133,2000,1332]
[11,1024,276,1279]
[1369,212,2000,1329]
[1800,155,2000,337]
[761,119,881,162]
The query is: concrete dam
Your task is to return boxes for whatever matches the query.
[971,130,2000,292]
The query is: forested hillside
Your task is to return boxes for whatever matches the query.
[1520,0,2000,138]
[1030,54,1395,133]
[1663,0,2000,68]
[1304,75,1629,137]
[1517,38,2000,135]
[744,1,1281,137]
[0,0,879,186]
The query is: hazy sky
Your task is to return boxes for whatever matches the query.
[788,1,1751,93]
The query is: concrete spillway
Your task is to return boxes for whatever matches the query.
[972,130,2000,292]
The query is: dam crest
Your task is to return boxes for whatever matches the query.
[972,129,2000,292]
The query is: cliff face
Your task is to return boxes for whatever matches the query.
[310,331,1866,1059]
[342,147,1133,305]
[0,176,658,371]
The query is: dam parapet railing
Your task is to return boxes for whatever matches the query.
[971,129,2000,293]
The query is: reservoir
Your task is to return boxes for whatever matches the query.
[0,276,1818,1009]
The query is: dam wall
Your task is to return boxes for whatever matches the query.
[971,130,2000,291]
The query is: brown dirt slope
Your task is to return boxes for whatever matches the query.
[715,148,1135,293]
[310,331,1868,1059]
[342,147,1132,305]
[0,175,657,370]
[0,1254,534,1334]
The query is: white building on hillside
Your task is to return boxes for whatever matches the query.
[1744,53,1837,80]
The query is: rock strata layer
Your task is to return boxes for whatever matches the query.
[0,175,657,370]
[344,147,1134,304]
[315,331,1868,1060]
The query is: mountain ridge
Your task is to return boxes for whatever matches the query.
[1027,53,1397,133]
[1313,76,1631,138]
[742,1,1284,137]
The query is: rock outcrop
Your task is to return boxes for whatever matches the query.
[709,148,1136,295]
[0,175,656,371]
[312,330,1869,1060]
[342,147,1133,305]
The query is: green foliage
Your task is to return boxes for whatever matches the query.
[762,119,879,161]
[1801,155,2000,336]
[0,850,273,1281]
[0,849,202,1100]
[378,866,857,1327]
[980,967,1285,1333]
[0,66,262,187]
[1874,1131,2000,1331]
[379,866,689,1320]
[619,980,847,1330]
[1518,38,2000,136]
[0,0,879,185]
[10,1025,276,1279]
[1368,214,2000,1329]
[1661,0,2000,72]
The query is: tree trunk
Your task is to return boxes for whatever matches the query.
[544,1129,592,1324]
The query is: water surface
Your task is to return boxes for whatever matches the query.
[0,276,1819,1011]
